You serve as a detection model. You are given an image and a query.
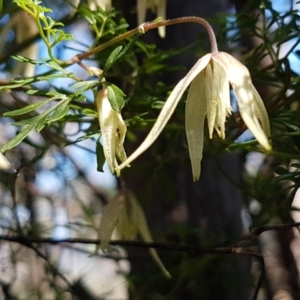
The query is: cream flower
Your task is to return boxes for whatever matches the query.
[98,190,171,278]
[96,88,128,175]
[116,51,271,181]
[87,0,111,10]
[137,0,166,38]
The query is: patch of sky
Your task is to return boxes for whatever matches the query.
[54,151,78,180]
[66,143,117,191]
[226,6,239,49]
[268,0,300,74]
[0,14,9,25]
[52,206,70,240]
[35,169,65,194]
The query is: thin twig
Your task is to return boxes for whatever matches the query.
[215,222,300,247]
[0,235,261,257]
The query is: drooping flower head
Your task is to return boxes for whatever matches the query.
[185,52,271,181]
[115,51,271,181]
[96,88,128,175]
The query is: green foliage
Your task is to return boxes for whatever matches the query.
[2,94,70,152]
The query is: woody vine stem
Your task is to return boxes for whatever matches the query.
[71,16,218,65]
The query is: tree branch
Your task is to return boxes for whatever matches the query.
[2,222,299,258]
[0,235,261,257]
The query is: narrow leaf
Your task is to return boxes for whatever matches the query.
[96,139,106,172]
[107,84,126,112]
[273,166,289,175]
[4,98,54,117]
[115,34,141,61]
[13,115,40,126]
[1,122,37,153]
[103,46,123,74]
[47,101,69,123]
[69,80,98,91]
[42,59,68,74]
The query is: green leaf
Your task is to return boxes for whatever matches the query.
[103,46,123,74]
[284,187,299,214]
[47,101,69,123]
[107,84,126,112]
[115,34,141,61]
[12,55,42,65]
[78,6,96,25]
[65,132,98,146]
[151,101,165,110]
[273,166,289,175]
[70,80,99,92]
[35,116,47,132]
[0,0,2,12]
[96,139,106,172]
[13,115,41,126]
[83,109,97,117]
[1,122,37,153]
[287,127,300,151]
[4,98,54,117]
[41,59,68,74]
[37,73,70,81]
[0,78,35,90]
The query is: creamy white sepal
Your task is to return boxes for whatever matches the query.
[212,52,271,151]
[116,53,212,174]
[185,71,208,181]
[97,89,128,175]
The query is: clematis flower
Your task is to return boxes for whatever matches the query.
[137,0,166,38]
[96,88,128,175]
[116,51,271,181]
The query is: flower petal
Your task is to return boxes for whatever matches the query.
[137,0,147,25]
[115,113,129,175]
[97,193,125,251]
[127,191,171,278]
[185,70,208,181]
[0,153,15,172]
[206,61,231,139]
[212,52,271,150]
[212,61,231,139]
[204,62,216,139]
[116,53,212,174]
[97,89,118,173]
[156,0,166,38]
[248,83,271,137]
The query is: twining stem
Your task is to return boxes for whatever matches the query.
[73,16,218,62]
